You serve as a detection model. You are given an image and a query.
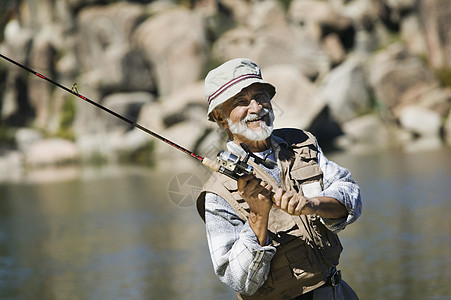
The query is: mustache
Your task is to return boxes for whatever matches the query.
[242,108,272,123]
[227,108,274,141]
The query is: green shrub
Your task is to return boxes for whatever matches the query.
[56,97,76,141]
[436,67,451,87]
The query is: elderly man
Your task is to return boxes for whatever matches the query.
[196,58,362,300]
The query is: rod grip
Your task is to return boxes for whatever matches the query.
[202,157,220,172]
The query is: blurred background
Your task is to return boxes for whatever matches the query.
[0,0,450,299]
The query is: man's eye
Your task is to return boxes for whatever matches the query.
[235,99,248,106]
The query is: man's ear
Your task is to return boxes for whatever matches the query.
[211,109,228,129]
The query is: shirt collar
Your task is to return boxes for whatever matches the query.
[226,134,288,157]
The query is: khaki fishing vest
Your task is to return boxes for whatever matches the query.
[196,129,343,300]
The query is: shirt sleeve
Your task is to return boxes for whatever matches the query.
[316,144,362,233]
[204,192,276,296]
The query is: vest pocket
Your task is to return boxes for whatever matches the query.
[270,238,323,282]
[292,243,326,281]
[307,215,343,266]
[250,237,328,299]
[291,165,323,183]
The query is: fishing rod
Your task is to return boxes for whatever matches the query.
[0,53,253,180]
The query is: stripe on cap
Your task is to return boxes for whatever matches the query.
[208,74,262,104]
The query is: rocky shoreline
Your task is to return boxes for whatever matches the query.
[0,0,450,171]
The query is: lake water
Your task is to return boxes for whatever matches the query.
[0,147,450,300]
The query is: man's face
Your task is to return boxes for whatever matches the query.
[218,84,274,141]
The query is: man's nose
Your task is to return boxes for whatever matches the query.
[248,99,262,113]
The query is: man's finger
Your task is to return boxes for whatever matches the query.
[273,188,284,206]
[287,197,299,214]
[245,177,263,193]
[295,196,308,215]
[237,174,255,190]
[294,199,303,215]
[280,190,291,210]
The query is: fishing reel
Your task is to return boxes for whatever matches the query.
[215,143,274,180]
[216,150,253,180]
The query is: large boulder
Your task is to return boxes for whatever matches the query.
[2,19,33,62]
[73,2,154,138]
[1,20,34,125]
[368,44,439,116]
[401,14,428,56]
[211,0,291,66]
[288,0,353,40]
[246,0,297,69]
[26,138,80,166]
[419,0,451,69]
[72,72,103,137]
[76,2,146,70]
[320,55,372,123]
[398,105,442,138]
[158,81,208,128]
[136,101,165,136]
[322,33,346,66]
[338,114,391,153]
[28,27,58,129]
[263,64,325,129]
[15,128,44,153]
[212,0,330,79]
[133,8,208,96]
[291,30,331,79]
[154,120,208,161]
[401,87,451,117]
[211,27,256,62]
[82,46,155,94]
[101,92,155,132]
[220,0,253,26]
[76,2,153,93]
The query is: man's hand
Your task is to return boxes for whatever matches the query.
[273,188,348,219]
[237,173,274,216]
[273,188,315,215]
[237,173,274,246]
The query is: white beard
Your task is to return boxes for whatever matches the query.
[228,108,274,141]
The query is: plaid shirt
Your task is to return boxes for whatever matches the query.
[204,136,362,295]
